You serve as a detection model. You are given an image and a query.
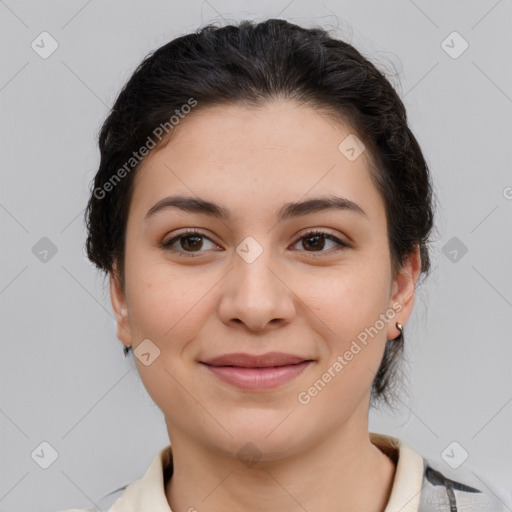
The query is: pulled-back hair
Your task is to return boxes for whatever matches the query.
[84,18,435,407]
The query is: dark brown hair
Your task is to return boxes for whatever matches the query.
[84,19,436,407]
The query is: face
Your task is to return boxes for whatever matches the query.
[110,100,420,461]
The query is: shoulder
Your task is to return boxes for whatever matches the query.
[419,457,512,512]
[54,444,171,512]
[370,433,511,512]
[54,480,136,512]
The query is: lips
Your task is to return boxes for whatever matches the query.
[201,359,314,391]
[201,351,312,368]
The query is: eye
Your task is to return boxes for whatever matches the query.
[160,229,220,257]
[291,229,350,254]
[160,228,350,258]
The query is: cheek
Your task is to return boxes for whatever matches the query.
[302,277,390,409]
[124,256,206,345]
[297,259,392,392]
[124,262,210,410]
[301,263,391,332]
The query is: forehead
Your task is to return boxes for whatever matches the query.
[129,100,384,223]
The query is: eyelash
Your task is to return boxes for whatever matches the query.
[160,228,350,258]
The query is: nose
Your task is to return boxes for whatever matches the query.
[217,244,296,332]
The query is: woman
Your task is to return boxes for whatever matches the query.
[65,18,507,512]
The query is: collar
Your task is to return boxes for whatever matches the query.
[369,432,425,512]
[108,433,425,512]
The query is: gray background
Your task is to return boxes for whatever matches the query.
[1,1,511,511]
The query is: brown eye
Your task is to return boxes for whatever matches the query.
[161,230,219,256]
[178,234,203,251]
[302,233,326,251]
[292,230,350,253]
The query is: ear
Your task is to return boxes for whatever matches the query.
[386,245,422,340]
[109,261,133,347]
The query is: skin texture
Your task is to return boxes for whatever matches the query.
[110,100,421,512]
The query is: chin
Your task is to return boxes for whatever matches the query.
[212,421,305,460]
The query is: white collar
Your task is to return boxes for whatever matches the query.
[369,432,425,512]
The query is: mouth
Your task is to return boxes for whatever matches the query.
[199,360,314,391]
[201,351,314,368]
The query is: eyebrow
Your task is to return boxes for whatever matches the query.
[145,194,368,222]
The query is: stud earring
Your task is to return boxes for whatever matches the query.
[394,322,403,341]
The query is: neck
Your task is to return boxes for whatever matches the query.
[165,423,396,512]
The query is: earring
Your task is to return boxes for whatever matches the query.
[123,344,132,357]
[393,322,403,341]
